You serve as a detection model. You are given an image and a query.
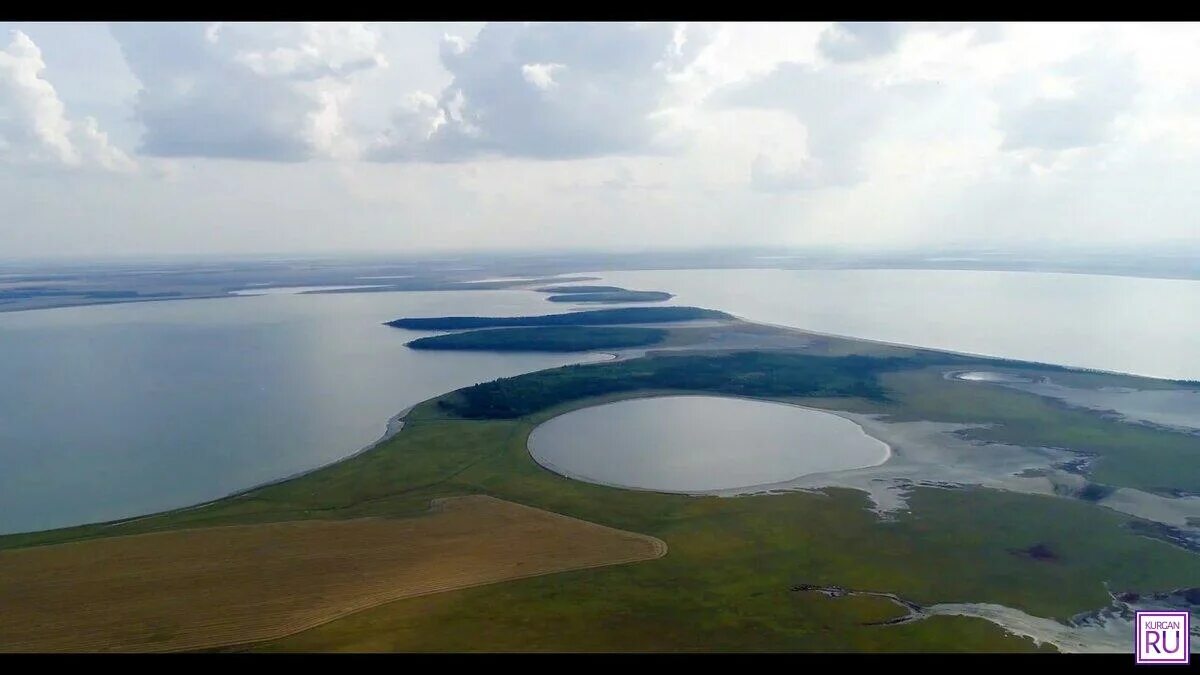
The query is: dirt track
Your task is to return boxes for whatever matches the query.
[0,495,666,652]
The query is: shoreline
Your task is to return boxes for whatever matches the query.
[5,310,1194,540]
[6,349,624,537]
[89,406,418,533]
[737,314,1193,384]
[525,392,895,498]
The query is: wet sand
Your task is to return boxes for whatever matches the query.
[947,370,1200,434]
[794,582,1200,653]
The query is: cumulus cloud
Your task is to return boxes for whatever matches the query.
[520,62,565,90]
[0,30,133,170]
[370,22,712,162]
[7,21,1200,260]
[713,23,1141,192]
[717,61,937,190]
[818,22,906,63]
[110,22,386,161]
[997,47,1140,153]
[817,21,1011,68]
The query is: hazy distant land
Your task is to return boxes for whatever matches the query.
[3,246,1197,313]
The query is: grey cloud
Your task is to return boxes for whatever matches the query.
[0,30,133,170]
[110,22,384,161]
[717,62,938,191]
[370,22,709,162]
[998,48,1140,152]
[818,22,905,63]
[747,157,805,193]
[818,22,1003,64]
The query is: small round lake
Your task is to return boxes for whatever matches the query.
[527,396,891,493]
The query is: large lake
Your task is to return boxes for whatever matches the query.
[0,290,603,534]
[591,269,1200,381]
[527,396,890,493]
[5,267,1200,534]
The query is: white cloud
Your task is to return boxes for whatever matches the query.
[371,90,445,148]
[996,46,1139,154]
[0,30,133,171]
[818,22,905,63]
[520,62,565,90]
[442,33,468,57]
[4,21,1200,259]
[371,22,712,162]
[204,22,223,44]
[717,60,938,190]
[111,22,386,161]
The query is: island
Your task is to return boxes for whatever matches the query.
[546,291,673,303]
[4,309,1199,654]
[533,284,675,303]
[406,326,668,352]
[384,306,729,329]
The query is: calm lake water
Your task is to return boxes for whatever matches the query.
[951,371,1200,432]
[6,267,1199,533]
[592,269,1200,381]
[0,290,603,534]
[527,396,891,493]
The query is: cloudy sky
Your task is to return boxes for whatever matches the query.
[1,21,1198,260]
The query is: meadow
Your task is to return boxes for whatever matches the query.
[3,322,1198,652]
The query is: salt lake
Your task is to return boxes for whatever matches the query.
[527,395,890,493]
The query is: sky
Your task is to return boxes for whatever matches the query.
[1,21,1199,260]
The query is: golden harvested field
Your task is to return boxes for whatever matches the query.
[0,495,666,653]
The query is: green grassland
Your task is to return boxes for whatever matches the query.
[870,368,1200,494]
[406,326,668,352]
[5,334,1199,652]
[246,389,1196,651]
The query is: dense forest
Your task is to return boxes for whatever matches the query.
[436,351,929,419]
[407,326,667,352]
[532,285,674,303]
[386,306,730,330]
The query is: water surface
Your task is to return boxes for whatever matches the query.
[228,284,388,296]
[0,290,602,534]
[527,395,890,493]
[591,269,1200,381]
[950,371,1200,433]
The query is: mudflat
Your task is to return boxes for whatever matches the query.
[0,495,665,653]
